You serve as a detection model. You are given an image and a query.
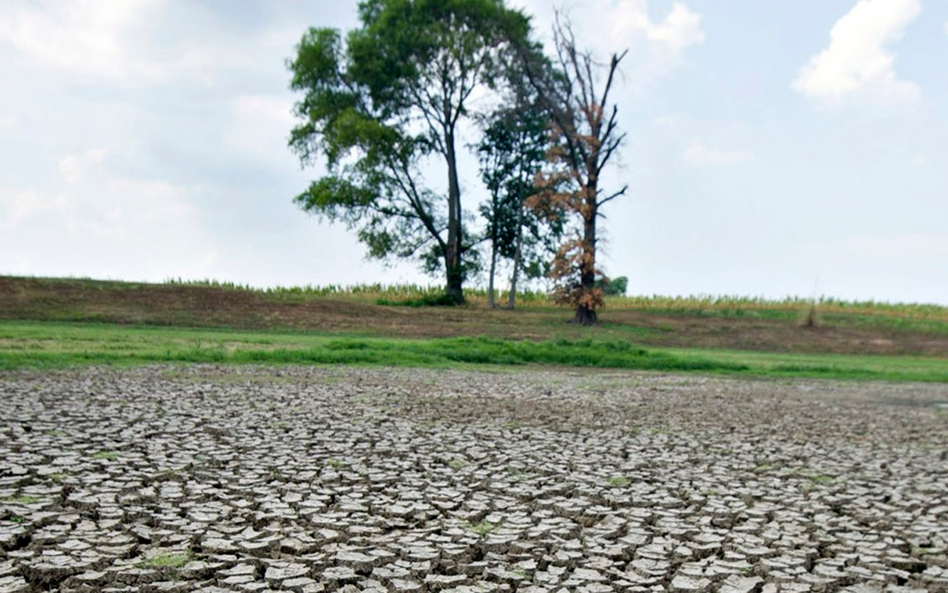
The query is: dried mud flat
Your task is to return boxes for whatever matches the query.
[1,365,948,593]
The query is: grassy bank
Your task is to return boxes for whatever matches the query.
[4,276,948,357]
[2,321,947,383]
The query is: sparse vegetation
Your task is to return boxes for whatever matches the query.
[1,495,39,505]
[794,469,835,484]
[799,299,823,329]
[607,476,630,488]
[10,276,948,325]
[138,551,190,569]
[92,451,120,460]
[466,521,498,536]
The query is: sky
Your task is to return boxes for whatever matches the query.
[1,0,946,303]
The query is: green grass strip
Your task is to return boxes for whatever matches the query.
[1,321,946,383]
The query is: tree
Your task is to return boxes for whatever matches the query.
[520,14,628,325]
[476,101,562,309]
[288,0,530,304]
[597,275,628,296]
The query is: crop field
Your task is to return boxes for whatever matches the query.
[1,366,947,591]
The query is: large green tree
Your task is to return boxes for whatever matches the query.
[288,0,530,304]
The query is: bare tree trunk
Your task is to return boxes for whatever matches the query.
[508,204,525,309]
[444,131,464,304]
[572,195,598,325]
[487,242,498,309]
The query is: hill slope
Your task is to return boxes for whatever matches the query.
[2,276,946,357]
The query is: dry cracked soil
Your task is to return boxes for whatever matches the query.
[1,365,947,593]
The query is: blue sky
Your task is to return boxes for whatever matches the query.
[1,0,946,303]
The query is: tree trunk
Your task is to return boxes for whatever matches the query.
[572,304,598,325]
[508,204,525,309]
[574,188,598,326]
[444,130,464,304]
[487,241,498,309]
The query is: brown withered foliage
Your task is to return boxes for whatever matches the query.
[521,14,628,325]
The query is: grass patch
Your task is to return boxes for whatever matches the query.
[466,521,498,536]
[92,450,120,460]
[0,321,946,383]
[793,469,835,484]
[1,495,39,505]
[138,552,190,569]
[607,476,630,488]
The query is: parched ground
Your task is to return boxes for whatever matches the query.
[1,366,948,593]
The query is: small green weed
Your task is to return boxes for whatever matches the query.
[1,495,39,504]
[607,476,630,488]
[466,521,497,536]
[92,451,120,460]
[138,552,190,569]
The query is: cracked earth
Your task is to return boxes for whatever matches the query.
[1,365,947,592]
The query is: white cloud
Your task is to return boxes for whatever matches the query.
[0,0,160,79]
[225,95,297,160]
[232,96,294,126]
[0,189,68,232]
[1,150,214,279]
[0,112,19,130]
[58,149,107,185]
[0,0,241,83]
[833,232,948,263]
[604,0,704,54]
[794,0,920,104]
[683,141,751,166]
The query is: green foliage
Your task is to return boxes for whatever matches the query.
[477,98,564,296]
[288,0,533,298]
[597,276,628,296]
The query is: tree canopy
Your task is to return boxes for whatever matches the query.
[288,0,531,304]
